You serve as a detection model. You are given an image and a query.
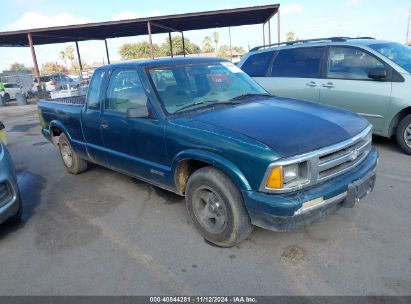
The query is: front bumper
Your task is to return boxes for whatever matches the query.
[0,143,20,224]
[243,147,378,232]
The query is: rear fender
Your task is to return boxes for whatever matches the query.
[49,120,70,146]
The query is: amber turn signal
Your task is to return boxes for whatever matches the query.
[266,166,283,189]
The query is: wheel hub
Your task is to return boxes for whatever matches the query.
[208,200,223,215]
[61,143,73,168]
[192,187,227,234]
[404,124,411,148]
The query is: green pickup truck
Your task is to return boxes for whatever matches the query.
[38,58,378,247]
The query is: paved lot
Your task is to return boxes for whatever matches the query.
[0,104,410,296]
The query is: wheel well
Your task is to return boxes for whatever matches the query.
[50,126,63,146]
[390,107,411,137]
[50,126,63,137]
[175,159,209,195]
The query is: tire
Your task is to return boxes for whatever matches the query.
[185,166,253,247]
[396,114,411,155]
[58,133,88,174]
[4,93,10,103]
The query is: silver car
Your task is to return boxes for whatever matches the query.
[36,73,78,92]
[239,37,411,154]
[0,137,21,224]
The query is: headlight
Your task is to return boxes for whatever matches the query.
[265,162,309,190]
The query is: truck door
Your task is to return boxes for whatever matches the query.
[82,68,108,165]
[100,68,168,182]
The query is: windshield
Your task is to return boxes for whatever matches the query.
[369,42,411,73]
[148,61,268,114]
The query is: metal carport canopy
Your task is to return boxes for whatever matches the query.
[0,4,280,86]
[0,4,279,46]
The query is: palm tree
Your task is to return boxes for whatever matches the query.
[202,36,213,53]
[65,46,75,66]
[59,50,67,67]
[212,32,219,54]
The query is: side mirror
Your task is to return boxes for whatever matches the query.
[127,105,149,119]
[368,67,386,81]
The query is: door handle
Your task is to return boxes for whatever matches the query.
[100,120,109,129]
[322,82,335,88]
[306,81,317,87]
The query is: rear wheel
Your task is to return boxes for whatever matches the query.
[185,166,253,247]
[58,133,88,174]
[396,114,411,155]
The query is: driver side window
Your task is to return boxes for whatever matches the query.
[105,69,147,113]
[327,47,385,80]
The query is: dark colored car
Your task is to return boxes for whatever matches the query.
[0,126,22,224]
[38,58,378,247]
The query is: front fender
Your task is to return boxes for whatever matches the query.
[171,149,252,191]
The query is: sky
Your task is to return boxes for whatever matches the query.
[0,0,410,71]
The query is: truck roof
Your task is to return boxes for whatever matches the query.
[97,57,228,70]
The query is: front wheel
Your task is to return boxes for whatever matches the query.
[185,166,253,247]
[58,133,88,174]
[396,114,411,155]
[4,93,10,103]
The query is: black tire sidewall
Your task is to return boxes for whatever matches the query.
[4,93,10,103]
[396,114,411,155]
[185,167,252,247]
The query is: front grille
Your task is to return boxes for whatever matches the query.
[260,126,373,193]
[316,129,372,182]
[0,182,13,208]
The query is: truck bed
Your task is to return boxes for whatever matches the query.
[41,95,86,105]
[38,95,87,148]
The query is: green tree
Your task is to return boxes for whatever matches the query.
[9,63,27,71]
[212,32,219,53]
[65,46,75,65]
[70,61,89,75]
[202,36,214,53]
[59,50,67,66]
[119,41,162,60]
[217,45,245,58]
[59,46,76,68]
[41,62,68,75]
[286,31,298,42]
[160,36,200,56]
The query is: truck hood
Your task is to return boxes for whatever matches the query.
[189,97,369,157]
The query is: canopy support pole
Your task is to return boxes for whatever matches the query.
[147,21,154,59]
[104,39,110,64]
[168,32,173,58]
[262,23,265,46]
[406,8,410,44]
[181,32,186,57]
[277,8,281,44]
[268,19,272,45]
[75,41,83,73]
[27,32,40,89]
[229,27,233,62]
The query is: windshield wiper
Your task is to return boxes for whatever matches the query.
[174,94,269,114]
[174,100,219,113]
[229,93,271,101]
